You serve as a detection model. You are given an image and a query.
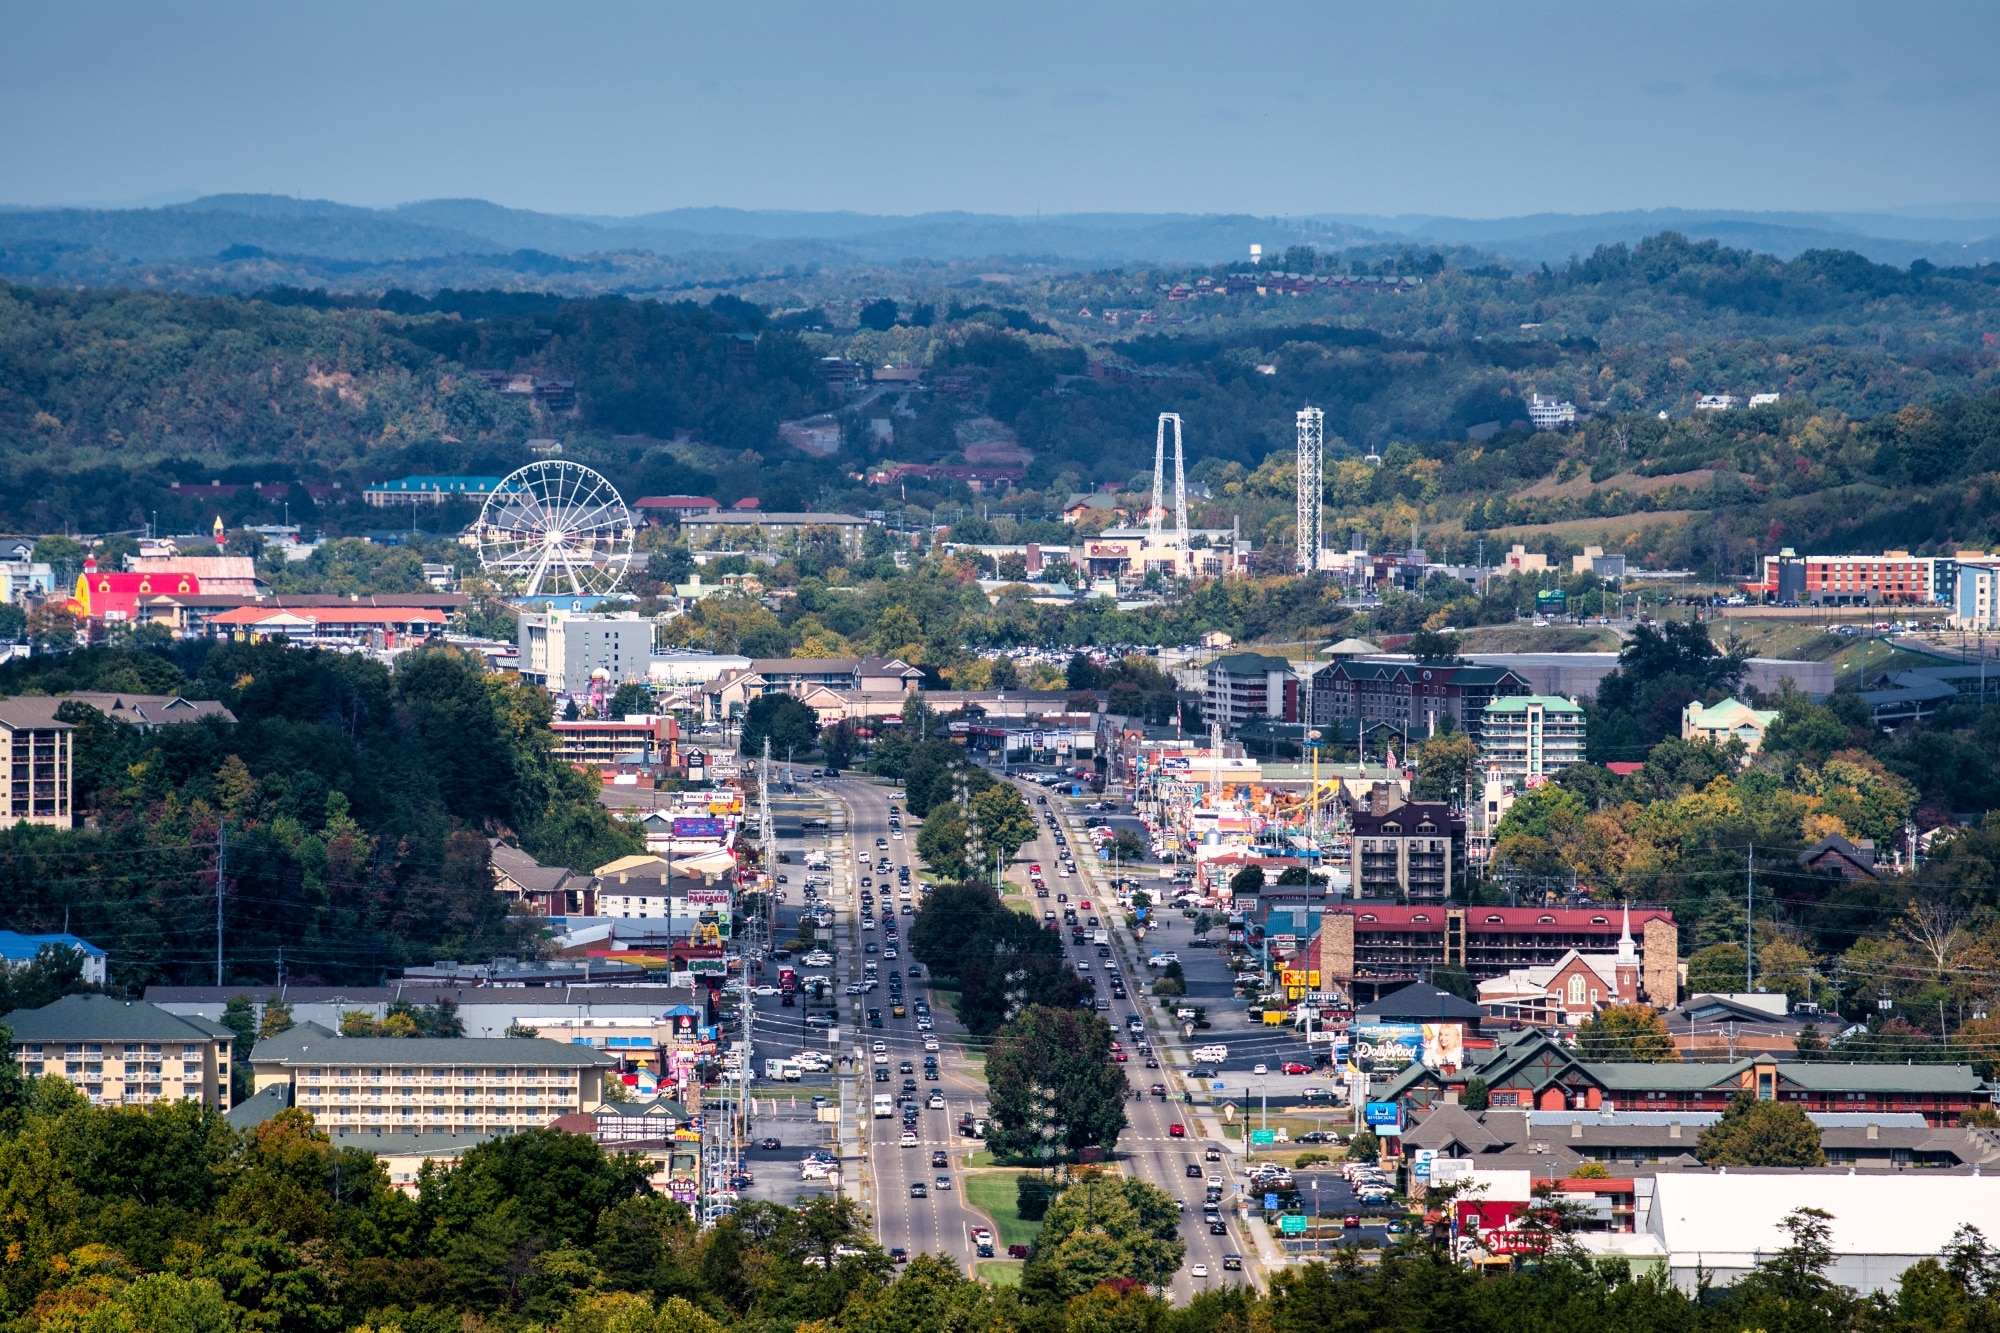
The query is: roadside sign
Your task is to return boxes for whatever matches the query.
[1280,1214,1308,1234]
[1364,1100,1401,1128]
[1250,1129,1276,1145]
[1263,1192,1279,1210]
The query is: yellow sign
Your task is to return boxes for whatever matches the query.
[1309,970,1321,988]
[1281,970,1305,987]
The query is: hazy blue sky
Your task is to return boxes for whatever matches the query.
[5,1,1995,218]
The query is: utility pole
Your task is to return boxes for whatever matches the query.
[1745,844,1755,991]
[216,815,227,986]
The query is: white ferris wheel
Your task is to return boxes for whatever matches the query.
[476,461,634,596]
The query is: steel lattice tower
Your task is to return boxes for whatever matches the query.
[1296,406,1324,573]
[1149,413,1187,548]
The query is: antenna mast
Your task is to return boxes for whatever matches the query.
[1296,406,1324,573]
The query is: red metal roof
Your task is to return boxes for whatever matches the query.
[1334,905,1673,930]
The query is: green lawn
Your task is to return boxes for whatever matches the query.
[963,1170,1044,1250]
[974,1260,1023,1286]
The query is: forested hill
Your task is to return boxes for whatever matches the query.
[0,232,1996,567]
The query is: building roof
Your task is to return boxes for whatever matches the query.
[1650,1173,2000,1260]
[490,842,580,896]
[0,693,238,729]
[684,511,867,526]
[1209,652,1292,675]
[0,700,76,732]
[209,606,449,627]
[325,1130,499,1153]
[1684,697,1779,729]
[1358,981,1485,1022]
[1320,637,1382,656]
[250,1033,616,1068]
[633,495,720,510]
[1401,1102,1510,1152]
[224,1082,294,1131]
[6,994,235,1042]
[365,475,511,494]
[1332,904,1673,931]
[1483,694,1585,714]
[0,931,107,963]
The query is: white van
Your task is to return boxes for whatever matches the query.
[1192,1044,1229,1064]
[873,1094,894,1118]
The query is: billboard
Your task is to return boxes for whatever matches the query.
[1350,1022,1463,1070]
[1351,1023,1423,1069]
[1363,1100,1402,1127]
[673,816,726,839]
[684,888,732,906]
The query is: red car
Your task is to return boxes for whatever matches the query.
[1113,1051,1128,1062]
[1030,864,1043,875]
[1282,1062,1311,1075]
[1079,900,1091,909]
[1169,1123,1186,1138]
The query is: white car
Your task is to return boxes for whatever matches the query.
[900,1131,918,1147]
[1253,1063,1268,1075]
[1190,1263,1210,1279]
[874,1051,889,1065]
[872,1041,887,1053]
[752,985,778,996]
[924,1037,940,1052]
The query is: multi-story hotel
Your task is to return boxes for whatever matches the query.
[8,995,236,1108]
[250,1023,615,1136]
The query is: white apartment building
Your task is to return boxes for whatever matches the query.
[1527,394,1577,430]
[8,994,236,1109]
[251,1023,615,1136]
[1480,695,1586,785]
[519,610,658,693]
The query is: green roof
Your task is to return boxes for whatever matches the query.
[5,994,235,1043]
[250,1035,615,1068]
[1210,653,1292,674]
[1483,695,1584,714]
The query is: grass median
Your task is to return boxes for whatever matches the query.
[962,1169,1043,1251]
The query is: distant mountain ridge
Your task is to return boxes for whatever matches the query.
[1,195,1994,291]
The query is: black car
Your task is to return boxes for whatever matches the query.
[1222,1254,1243,1271]
[910,1182,928,1198]
[758,1137,782,1150]
[1185,1163,1204,1177]
[1209,1221,1228,1235]
[875,1067,890,1082]
[932,1150,949,1168]
[902,1078,918,1093]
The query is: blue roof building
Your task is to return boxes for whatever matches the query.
[0,931,107,984]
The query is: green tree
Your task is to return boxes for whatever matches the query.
[917,801,971,882]
[1574,1003,1677,1061]
[1347,1128,1381,1160]
[1064,651,1101,691]
[1411,730,1476,804]
[738,692,819,758]
[1407,628,1465,664]
[1019,1170,1184,1300]
[1686,942,1749,994]
[971,782,1036,874]
[1229,865,1265,898]
[1696,1093,1826,1167]
[986,1006,1130,1160]
[607,682,654,717]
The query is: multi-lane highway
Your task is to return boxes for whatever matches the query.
[1002,776,1256,1299]
[805,768,1312,1295]
[824,776,991,1266]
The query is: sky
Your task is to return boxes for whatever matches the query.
[4,0,1996,219]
